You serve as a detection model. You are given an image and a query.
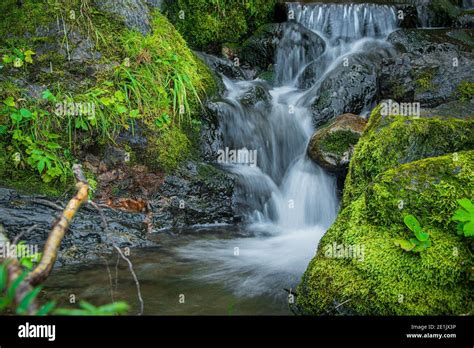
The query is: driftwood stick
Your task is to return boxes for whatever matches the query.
[27,164,89,286]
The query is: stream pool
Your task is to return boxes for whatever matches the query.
[42,224,321,315]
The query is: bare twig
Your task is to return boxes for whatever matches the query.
[102,257,115,304]
[12,224,38,246]
[114,245,144,316]
[88,200,144,315]
[24,198,64,211]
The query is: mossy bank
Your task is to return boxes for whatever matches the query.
[0,0,217,194]
[297,105,474,315]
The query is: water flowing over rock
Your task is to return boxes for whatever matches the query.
[287,3,398,126]
[239,21,325,74]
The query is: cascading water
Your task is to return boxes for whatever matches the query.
[177,3,398,299]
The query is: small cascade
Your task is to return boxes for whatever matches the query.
[178,2,399,297]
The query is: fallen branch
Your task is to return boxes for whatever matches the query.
[27,164,89,286]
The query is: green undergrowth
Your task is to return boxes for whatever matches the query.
[162,0,277,50]
[0,0,217,192]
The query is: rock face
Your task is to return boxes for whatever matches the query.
[195,52,250,81]
[307,114,367,173]
[94,0,152,35]
[380,28,474,107]
[297,104,474,315]
[238,21,325,73]
[306,42,395,128]
[154,163,236,229]
[0,187,155,265]
[0,161,237,264]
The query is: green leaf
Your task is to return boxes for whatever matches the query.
[79,301,97,311]
[17,286,43,315]
[2,54,13,64]
[130,109,140,118]
[4,96,15,107]
[41,89,57,102]
[7,272,27,300]
[457,198,474,214]
[37,158,46,173]
[413,228,429,242]
[20,258,33,270]
[114,90,125,102]
[19,108,33,119]
[412,240,431,253]
[10,112,22,124]
[115,104,127,114]
[394,239,416,252]
[36,300,56,316]
[403,215,420,233]
[452,209,471,222]
[462,220,474,237]
[0,264,7,292]
[0,125,7,135]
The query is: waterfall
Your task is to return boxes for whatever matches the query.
[288,3,397,41]
[178,3,398,298]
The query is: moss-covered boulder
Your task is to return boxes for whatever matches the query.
[307,113,366,173]
[297,151,474,315]
[343,104,474,207]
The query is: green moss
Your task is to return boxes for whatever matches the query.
[163,0,277,50]
[297,151,474,315]
[0,1,218,192]
[429,0,461,21]
[415,67,437,94]
[155,126,191,172]
[343,106,474,207]
[320,130,360,157]
[457,81,474,102]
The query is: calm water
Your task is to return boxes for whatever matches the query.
[43,225,306,315]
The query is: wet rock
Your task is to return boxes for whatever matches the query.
[239,21,325,73]
[308,50,388,128]
[153,162,236,229]
[237,81,272,107]
[94,0,152,35]
[195,52,250,80]
[307,114,367,173]
[381,28,474,107]
[454,12,474,28]
[200,100,225,162]
[0,188,155,265]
